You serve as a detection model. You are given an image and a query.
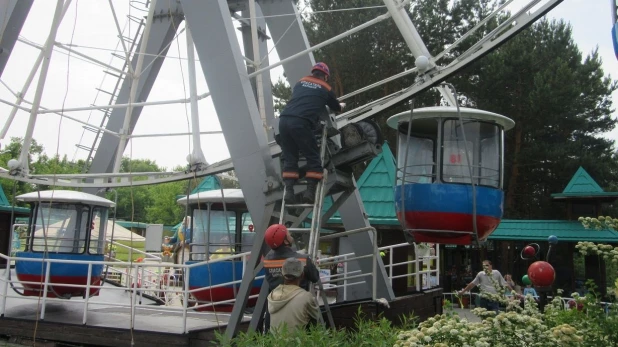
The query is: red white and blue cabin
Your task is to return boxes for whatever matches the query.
[14,190,114,298]
[387,107,515,245]
[177,189,264,312]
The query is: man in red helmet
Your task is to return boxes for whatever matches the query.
[263,224,320,292]
[278,62,345,204]
[262,224,320,333]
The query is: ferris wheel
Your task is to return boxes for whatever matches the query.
[0,0,565,337]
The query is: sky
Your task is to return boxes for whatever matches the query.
[0,0,615,172]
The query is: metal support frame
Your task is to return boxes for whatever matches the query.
[0,0,33,76]
[18,0,65,174]
[185,25,207,167]
[382,0,456,106]
[259,0,316,85]
[337,0,564,129]
[86,0,184,183]
[179,0,279,338]
[0,0,72,141]
[111,0,158,174]
[241,3,276,142]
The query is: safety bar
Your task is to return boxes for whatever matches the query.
[319,227,378,301]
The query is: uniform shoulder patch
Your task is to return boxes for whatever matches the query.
[300,76,332,91]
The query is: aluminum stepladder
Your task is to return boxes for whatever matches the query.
[279,123,336,329]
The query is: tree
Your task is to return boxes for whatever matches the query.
[109,158,163,222]
[292,1,618,220]
[0,137,83,204]
[457,19,618,218]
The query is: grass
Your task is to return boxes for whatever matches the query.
[110,240,146,262]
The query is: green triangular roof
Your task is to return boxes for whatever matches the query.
[0,184,30,214]
[551,167,618,199]
[323,142,399,226]
[191,176,222,194]
[562,167,603,194]
[0,184,9,206]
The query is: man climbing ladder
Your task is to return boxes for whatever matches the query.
[278,62,345,204]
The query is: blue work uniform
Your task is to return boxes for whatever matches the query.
[279,76,341,180]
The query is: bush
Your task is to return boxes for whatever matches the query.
[213,309,416,347]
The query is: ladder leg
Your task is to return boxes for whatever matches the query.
[317,278,335,329]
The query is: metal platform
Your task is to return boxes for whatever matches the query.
[0,270,252,346]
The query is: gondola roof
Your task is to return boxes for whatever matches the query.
[17,190,115,207]
[177,189,245,205]
[387,106,515,131]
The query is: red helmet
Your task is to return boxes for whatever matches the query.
[265,224,288,249]
[311,62,330,77]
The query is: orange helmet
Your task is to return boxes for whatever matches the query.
[265,224,288,249]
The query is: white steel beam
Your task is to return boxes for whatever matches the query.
[18,0,66,174]
[0,0,72,141]
[111,0,157,174]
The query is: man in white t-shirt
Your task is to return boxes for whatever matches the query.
[458,260,513,313]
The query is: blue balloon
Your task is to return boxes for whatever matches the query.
[548,235,558,245]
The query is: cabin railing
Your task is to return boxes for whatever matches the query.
[0,240,440,333]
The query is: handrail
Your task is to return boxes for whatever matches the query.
[319,227,378,301]
[107,239,162,262]
[1,235,442,330]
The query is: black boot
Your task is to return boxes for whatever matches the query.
[302,180,318,204]
[284,179,296,205]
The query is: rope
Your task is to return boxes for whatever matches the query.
[399,99,415,242]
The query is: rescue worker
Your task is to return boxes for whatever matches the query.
[262,223,320,333]
[278,62,345,204]
[263,224,320,292]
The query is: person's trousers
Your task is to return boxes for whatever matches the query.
[480,297,500,313]
[278,116,323,180]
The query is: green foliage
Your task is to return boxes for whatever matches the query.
[214,309,412,347]
[0,137,83,205]
[272,77,292,114]
[543,284,618,347]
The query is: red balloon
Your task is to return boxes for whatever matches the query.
[527,261,555,287]
[522,245,536,258]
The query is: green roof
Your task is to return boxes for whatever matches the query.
[488,219,618,243]
[551,167,618,199]
[323,142,399,226]
[0,184,29,215]
[191,176,221,194]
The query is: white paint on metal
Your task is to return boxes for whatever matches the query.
[16,190,115,207]
[386,106,515,131]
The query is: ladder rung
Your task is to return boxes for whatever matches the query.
[286,204,314,208]
[287,228,311,233]
[102,70,122,79]
[82,125,100,133]
[95,88,115,97]
[75,144,94,151]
